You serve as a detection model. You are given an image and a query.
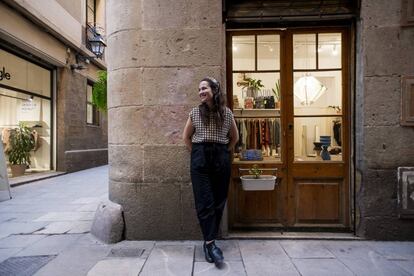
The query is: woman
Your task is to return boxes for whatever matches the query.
[182,77,239,267]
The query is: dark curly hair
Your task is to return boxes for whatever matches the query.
[199,77,226,126]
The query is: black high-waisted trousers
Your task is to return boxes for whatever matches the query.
[191,143,231,241]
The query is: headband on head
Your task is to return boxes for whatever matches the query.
[206,77,220,90]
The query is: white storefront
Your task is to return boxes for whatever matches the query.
[0,48,53,173]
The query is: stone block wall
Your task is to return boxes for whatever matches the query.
[57,67,108,173]
[107,0,225,239]
[356,0,414,239]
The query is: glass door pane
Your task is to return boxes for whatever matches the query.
[257,35,280,70]
[232,36,255,71]
[231,34,282,162]
[318,33,342,69]
[293,34,316,70]
[293,33,343,162]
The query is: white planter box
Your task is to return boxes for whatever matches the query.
[240,175,277,191]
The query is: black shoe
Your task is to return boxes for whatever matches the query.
[203,242,214,263]
[206,242,224,267]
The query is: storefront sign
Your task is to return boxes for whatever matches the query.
[0,66,11,81]
[0,49,51,97]
[0,135,11,202]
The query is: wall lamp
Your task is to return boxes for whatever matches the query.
[70,32,106,71]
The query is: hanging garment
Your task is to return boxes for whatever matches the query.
[333,121,341,146]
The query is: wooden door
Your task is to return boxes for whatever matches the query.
[285,28,351,229]
[227,27,351,231]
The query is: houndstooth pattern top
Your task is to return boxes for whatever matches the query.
[189,107,234,144]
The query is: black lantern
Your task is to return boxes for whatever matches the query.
[89,33,106,58]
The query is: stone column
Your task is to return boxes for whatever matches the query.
[106,0,225,239]
[356,0,414,239]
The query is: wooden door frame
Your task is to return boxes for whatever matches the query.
[284,26,352,228]
[225,25,354,232]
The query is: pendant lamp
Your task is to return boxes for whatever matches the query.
[294,76,327,106]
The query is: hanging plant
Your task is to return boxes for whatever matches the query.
[92,70,107,112]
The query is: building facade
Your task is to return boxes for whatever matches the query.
[0,0,108,175]
[107,0,414,240]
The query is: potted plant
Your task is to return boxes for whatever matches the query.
[243,77,264,97]
[240,164,277,191]
[272,79,281,108]
[6,123,35,177]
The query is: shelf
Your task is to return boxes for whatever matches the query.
[234,108,280,118]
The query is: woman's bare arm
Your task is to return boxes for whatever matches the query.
[228,118,239,151]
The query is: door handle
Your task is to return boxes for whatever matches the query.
[288,123,293,130]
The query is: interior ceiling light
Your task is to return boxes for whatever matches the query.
[317,45,323,53]
[294,76,327,106]
[332,44,338,56]
[233,45,238,52]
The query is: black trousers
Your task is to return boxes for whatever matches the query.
[191,143,231,241]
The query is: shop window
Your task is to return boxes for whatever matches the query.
[0,49,52,173]
[231,34,282,162]
[293,33,343,162]
[86,81,99,126]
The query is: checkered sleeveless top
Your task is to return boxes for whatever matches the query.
[189,107,234,144]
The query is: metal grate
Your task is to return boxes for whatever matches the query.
[0,255,56,276]
[108,248,144,258]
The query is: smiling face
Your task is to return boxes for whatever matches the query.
[198,81,214,106]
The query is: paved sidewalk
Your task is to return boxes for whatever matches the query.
[0,166,413,275]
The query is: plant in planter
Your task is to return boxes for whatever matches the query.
[6,123,35,177]
[243,77,264,97]
[240,164,277,191]
[249,164,263,179]
[272,79,281,108]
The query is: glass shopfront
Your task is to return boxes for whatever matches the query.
[0,48,52,174]
[227,28,351,231]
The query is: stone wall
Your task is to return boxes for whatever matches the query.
[57,67,108,173]
[107,0,225,239]
[356,0,414,239]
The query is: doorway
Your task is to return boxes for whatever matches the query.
[227,27,351,231]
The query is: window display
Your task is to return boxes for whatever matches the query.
[293,33,343,162]
[0,49,52,175]
[231,34,282,163]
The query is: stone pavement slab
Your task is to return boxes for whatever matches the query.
[323,241,412,276]
[87,258,145,276]
[239,240,300,276]
[193,261,246,275]
[35,211,95,221]
[391,260,414,275]
[292,258,354,276]
[0,247,21,263]
[280,240,335,259]
[139,245,194,276]
[34,222,77,234]
[0,234,45,248]
[34,241,110,276]
[195,240,241,262]
[71,197,102,205]
[0,221,47,239]
[67,220,93,234]
[368,241,414,260]
[110,240,155,259]
[15,234,81,256]
[0,212,44,222]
